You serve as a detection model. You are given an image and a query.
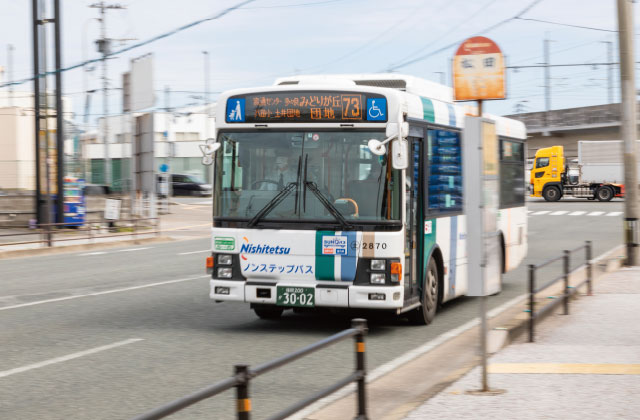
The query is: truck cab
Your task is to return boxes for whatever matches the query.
[530,145,565,201]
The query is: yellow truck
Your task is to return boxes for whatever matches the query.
[530,143,626,202]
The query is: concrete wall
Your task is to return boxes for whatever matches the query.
[525,128,622,160]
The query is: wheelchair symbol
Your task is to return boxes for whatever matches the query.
[368,100,382,119]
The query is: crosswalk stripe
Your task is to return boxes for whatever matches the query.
[568,211,586,216]
[606,212,623,217]
[531,211,550,215]
[549,211,568,215]
[587,211,605,216]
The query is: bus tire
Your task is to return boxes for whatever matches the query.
[253,305,284,320]
[596,186,613,202]
[409,257,439,325]
[542,186,561,202]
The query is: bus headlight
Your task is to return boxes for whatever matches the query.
[370,273,386,284]
[217,267,233,279]
[370,259,386,270]
[218,254,233,265]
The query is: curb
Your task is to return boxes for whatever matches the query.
[0,236,174,260]
[294,243,626,420]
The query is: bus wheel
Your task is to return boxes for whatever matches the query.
[409,258,439,325]
[596,186,614,202]
[253,305,284,320]
[542,186,561,202]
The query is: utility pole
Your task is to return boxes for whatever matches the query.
[7,44,14,106]
[203,51,210,140]
[616,0,639,266]
[602,41,614,104]
[543,37,551,127]
[90,1,126,186]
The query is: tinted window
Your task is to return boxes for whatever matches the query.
[426,129,463,213]
[500,139,525,208]
[535,157,549,168]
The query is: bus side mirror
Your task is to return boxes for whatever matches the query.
[199,140,221,166]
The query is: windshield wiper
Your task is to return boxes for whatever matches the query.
[247,182,297,228]
[304,181,352,230]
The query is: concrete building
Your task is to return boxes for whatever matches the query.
[84,104,215,188]
[0,91,74,192]
[507,103,627,160]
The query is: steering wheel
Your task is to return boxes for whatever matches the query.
[251,179,280,189]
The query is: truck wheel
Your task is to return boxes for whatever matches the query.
[542,186,561,202]
[596,186,614,202]
[253,305,284,320]
[409,257,439,325]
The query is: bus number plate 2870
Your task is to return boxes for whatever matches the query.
[276,286,314,307]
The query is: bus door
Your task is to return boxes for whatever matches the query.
[404,133,424,303]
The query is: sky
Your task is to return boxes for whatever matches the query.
[1,0,639,128]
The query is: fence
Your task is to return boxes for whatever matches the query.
[0,217,160,249]
[132,319,369,420]
[527,240,593,342]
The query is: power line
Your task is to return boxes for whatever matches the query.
[0,0,257,89]
[513,16,617,33]
[385,0,545,71]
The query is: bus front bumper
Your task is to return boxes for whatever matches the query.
[210,280,404,309]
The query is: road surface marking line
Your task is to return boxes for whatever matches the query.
[115,247,151,253]
[178,250,211,255]
[549,211,568,215]
[79,251,107,256]
[162,223,211,232]
[568,211,586,216]
[0,338,143,379]
[488,363,640,375]
[587,211,605,216]
[0,275,208,311]
[606,212,623,216]
[289,293,528,420]
[531,211,550,215]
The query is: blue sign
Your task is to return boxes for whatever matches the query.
[366,98,387,121]
[226,98,245,122]
[159,163,169,173]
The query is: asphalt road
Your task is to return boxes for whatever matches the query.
[0,198,625,419]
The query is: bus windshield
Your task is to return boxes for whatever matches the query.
[213,131,401,226]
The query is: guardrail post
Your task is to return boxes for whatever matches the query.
[528,264,535,342]
[586,240,593,296]
[235,364,251,420]
[352,318,368,420]
[563,250,570,315]
[46,223,52,247]
[133,217,138,242]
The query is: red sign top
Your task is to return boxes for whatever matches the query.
[455,36,502,56]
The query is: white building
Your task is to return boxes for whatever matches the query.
[84,104,215,188]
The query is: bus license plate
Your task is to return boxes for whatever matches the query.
[276,286,315,307]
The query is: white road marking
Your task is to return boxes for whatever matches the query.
[0,338,143,379]
[79,251,107,256]
[178,250,210,255]
[531,211,550,215]
[0,275,208,312]
[115,247,151,253]
[549,211,568,216]
[606,212,623,217]
[587,211,605,216]
[568,211,586,216]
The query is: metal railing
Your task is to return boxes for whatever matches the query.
[132,319,369,420]
[527,240,593,342]
[0,217,160,248]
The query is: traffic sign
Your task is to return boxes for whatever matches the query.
[159,163,169,173]
[453,36,505,101]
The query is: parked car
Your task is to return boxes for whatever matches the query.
[171,174,212,196]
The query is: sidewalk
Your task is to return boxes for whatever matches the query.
[404,266,640,420]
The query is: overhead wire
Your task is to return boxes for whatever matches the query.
[385,0,545,71]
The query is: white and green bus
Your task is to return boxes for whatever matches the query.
[206,74,527,324]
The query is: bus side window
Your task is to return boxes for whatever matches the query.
[499,138,525,208]
[426,129,463,214]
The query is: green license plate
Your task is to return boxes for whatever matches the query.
[276,286,315,307]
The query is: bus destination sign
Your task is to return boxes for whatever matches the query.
[226,91,387,123]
